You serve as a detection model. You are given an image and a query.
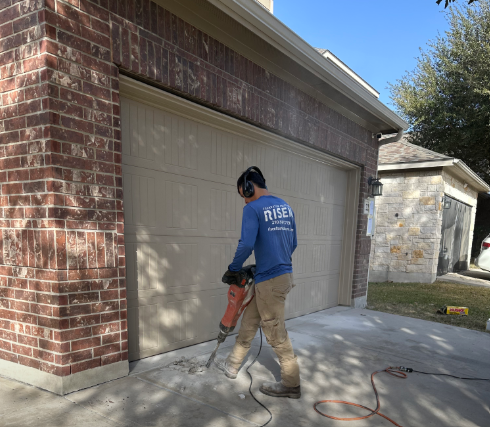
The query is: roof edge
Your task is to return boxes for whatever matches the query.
[379,159,490,193]
[207,0,408,133]
[452,160,490,193]
[379,159,455,170]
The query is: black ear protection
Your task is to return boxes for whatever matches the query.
[242,166,266,198]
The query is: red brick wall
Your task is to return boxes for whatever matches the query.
[0,0,126,377]
[0,0,376,377]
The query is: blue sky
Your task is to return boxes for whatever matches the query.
[274,0,451,108]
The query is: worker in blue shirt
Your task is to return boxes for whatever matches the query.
[216,166,301,399]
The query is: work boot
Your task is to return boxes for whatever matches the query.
[259,381,301,399]
[214,358,239,379]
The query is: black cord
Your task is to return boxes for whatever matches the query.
[412,369,490,381]
[246,328,273,427]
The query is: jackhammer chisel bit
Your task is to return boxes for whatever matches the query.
[206,331,226,368]
[206,344,220,369]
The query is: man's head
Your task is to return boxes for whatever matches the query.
[237,167,269,204]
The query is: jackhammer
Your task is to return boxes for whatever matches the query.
[206,265,256,368]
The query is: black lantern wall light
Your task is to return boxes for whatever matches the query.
[443,196,452,209]
[367,176,383,197]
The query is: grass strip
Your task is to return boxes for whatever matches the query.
[367,281,490,332]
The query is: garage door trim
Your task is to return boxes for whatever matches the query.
[119,75,360,308]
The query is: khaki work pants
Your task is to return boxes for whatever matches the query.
[226,273,300,387]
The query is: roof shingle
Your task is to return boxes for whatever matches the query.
[379,136,451,164]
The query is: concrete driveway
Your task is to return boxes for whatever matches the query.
[2,307,490,427]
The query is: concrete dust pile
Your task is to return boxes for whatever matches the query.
[164,356,207,375]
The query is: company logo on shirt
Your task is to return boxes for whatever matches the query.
[263,204,294,232]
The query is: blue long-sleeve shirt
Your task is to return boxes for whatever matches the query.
[228,195,297,284]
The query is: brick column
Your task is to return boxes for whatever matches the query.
[0,0,127,394]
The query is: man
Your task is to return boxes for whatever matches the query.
[216,166,301,399]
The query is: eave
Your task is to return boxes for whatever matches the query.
[157,0,408,134]
[379,159,490,193]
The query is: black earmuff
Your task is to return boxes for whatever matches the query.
[242,166,266,198]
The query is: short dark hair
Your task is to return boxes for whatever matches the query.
[237,170,266,195]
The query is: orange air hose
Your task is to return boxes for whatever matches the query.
[313,367,407,427]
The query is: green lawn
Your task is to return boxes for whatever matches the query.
[367,281,490,332]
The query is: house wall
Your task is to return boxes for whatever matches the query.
[0,0,378,392]
[369,169,444,284]
[255,0,273,12]
[442,169,478,266]
[370,168,480,283]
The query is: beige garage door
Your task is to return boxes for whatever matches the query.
[122,96,349,361]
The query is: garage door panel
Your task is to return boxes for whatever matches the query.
[122,96,349,361]
[268,151,345,204]
[128,288,235,360]
[125,236,258,301]
[127,303,159,360]
[127,242,161,292]
[312,205,345,238]
[287,200,309,236]
[209,242,239,285]
[282,197,345,240]
[327,276,340,308]
[312,243,342,274]
[333,168,348,205]
[292,241,342,281]
[292,244,307,275]
[122,173,157,228]
[210,188,239,232]
[122,97,201,173]
[124,166,245,238]
[285,275,340,319]
[211,129,268,180]
[164,180,199,230]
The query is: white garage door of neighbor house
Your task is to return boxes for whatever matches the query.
[122,96,349,361]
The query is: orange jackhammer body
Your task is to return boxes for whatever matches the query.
[206,265,256,368]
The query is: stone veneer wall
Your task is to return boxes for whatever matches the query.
[370,169,445,283]
[370,168,480,283]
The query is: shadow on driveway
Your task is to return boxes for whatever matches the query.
[2,307,490,427]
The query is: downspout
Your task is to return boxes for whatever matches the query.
[378,129,403,146]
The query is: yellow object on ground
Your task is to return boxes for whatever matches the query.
[440,306,469,316]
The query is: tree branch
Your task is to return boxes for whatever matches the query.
[436,0,477,8]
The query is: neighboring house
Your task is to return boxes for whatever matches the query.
[0,0,407,394]
[370,137,490,284]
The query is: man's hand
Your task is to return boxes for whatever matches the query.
[222,270,241,285]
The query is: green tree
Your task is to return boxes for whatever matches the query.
[390,1,490,183]
[437,0,478,8]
